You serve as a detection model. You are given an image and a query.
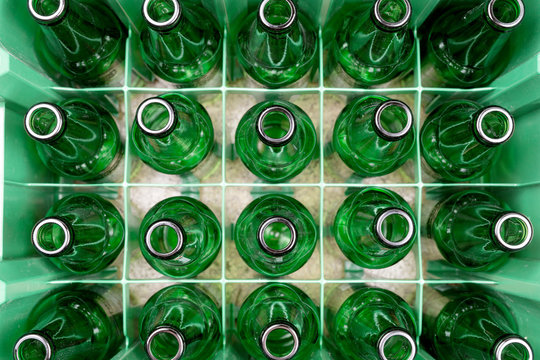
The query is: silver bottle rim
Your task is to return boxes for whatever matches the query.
[28,0,66,23]
[260,322,300,360]
[375,208,415,248]
[486,0,525,30]
[257,216,298,256]
[145,220,185,260]
[493,335,533,360]
[475,106,514,145]
[259,0,297,31]
[143,0,182,29]
[137,97,177,137]
[377,329,417,360]
[374,100,414,141]
[257,105,296,146]
[25,103,65,142]
[493,212,533,251]
[145,326,185,360]
[14,333,53,360]
[32,217,72,256]
[373,0,412,30]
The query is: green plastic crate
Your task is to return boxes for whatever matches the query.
[1,0,540,358]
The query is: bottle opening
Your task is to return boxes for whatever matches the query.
[378,329,417,360]
[486,0,525,30]
[258,0,297,32]
[475,107,515,146]
[28,0,66,24]
[145,220,185,260]
[257,216,297,256]
[374,208,415,248]
[493,212,533,252]
[14,333,53,360]
[31,217,72,257]
[143,0,182,30]
[146,326,185,360]
[260,322,300,360]
[373,100,413,141]
[493,335,533,360]
[24,103,65,142]
[373,0,412,31]
[257,105,296,146]
[137,97,177,138]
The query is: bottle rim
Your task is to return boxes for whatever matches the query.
[256,105,297,147]
[486,0,525,31]
[14,332,53,360]
[24,102,65,143]
[373,100,414,141]
[474,106,515,146]
[145,325,185,360]
[32,217,72,257]
[260,322,300,360]
[136,97,178,138]
[257,216,298,256]
[492,335,533,360]
[145,219,186,260]
[28,0,67,24]
[372,0,412,31]
[493,212,533,251]
[374,208,415,248]
[258,0,297,32]
[377,328,417,360]
[142,0,182,30]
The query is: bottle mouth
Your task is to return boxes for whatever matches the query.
[377,329,417,360]
[258,0,297,32]
[260,322,300,360]
[28,0,67,24]
[145,326,185,360]
[374,208,415,249]
[492,212,533,252]
[14,332,53,360]
[493,335,533,360]
[474,106,515,146]
[32,217,72,257]
[372,0,412,31]
[24,103,65,143]
[257,105,297,147]
[373,100,414,141]
[143,0,182,31]
[486,0,525,31]
[145,219,186,260]
[136,97,178,138]
[257,216,298,256]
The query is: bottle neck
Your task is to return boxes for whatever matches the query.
[372,207,415,249]
[136,97,179,138]
[25,103,66,144]
[259,321,300,360]
[145,325,186,360]
[144,219,186,260]
[31,216,73,257]
[143,0,182,33]
[491,335,534,360]
[372,99,414,141]
[490,212,533,252]
[484,0,525,32]
[370,0,412,32]
[14,331,54,360]
[257,216,298,256]
[257,0,298,34]
[376,328,417,360]
[472,106,515,147]
[28,0,68,26]
[256,105,297,147]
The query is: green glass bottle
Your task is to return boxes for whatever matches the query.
[332,95,415,177]
[422,285,533,360]
[140,0,222,86]
[421,100,515,182]
[29,0,126,87]
[237,283,319,360]
[13,285,123,360]
[333,187,416,269]
[332,0,414,87]
[138,196,221,278]
[427,190,533,272]
[235,100,317,183]
[139,284,221,360]
[31,193,124,274]
[325,286,417,360]
[235,0,317,88]
[24,99,123,181]
[131,93,215,175]
[426,0,525,88]
[234,194,317,277]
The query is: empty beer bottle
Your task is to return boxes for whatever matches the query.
[325,285,417,360]
[131,94,215,175]
[235,100,317,183]
[426,0,524,88]
[428,190,533,272]
[421,100,515,182]
[332,95,415,177]
[24,99,123,181]
[234,194,317,277]
[334,187,416,269]
[237,283,319,360]
[29,0,126,87]
[332,0,414,87]
[139,196,221,278]
[140,0,222,86]
[422,285,534,360]
[236,0,317,88]
[13,285,123,360]
[139,284,222,360]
